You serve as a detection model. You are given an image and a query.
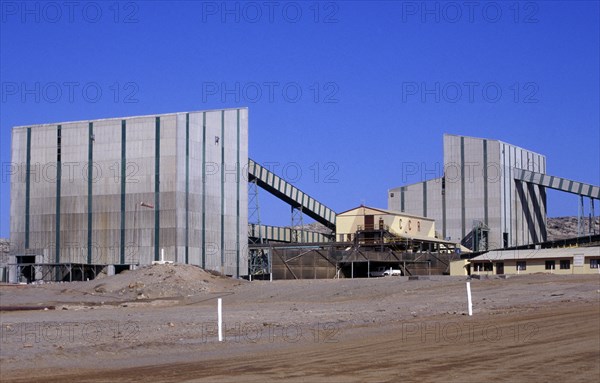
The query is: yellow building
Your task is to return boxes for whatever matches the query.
[450,247,600,276]
[336,205,437,242]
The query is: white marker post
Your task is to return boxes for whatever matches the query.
[217,298,223,342]
[152,248,173,265]
[269,252,273,282]
[466,281,473,316]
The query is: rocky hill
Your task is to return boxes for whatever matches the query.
[0,238,8,263]
[0,239,8,251]
[292,222,333,234]
[546,216,599,241]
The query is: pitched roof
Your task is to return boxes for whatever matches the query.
[471,247,599,261]
[336,205,433,221]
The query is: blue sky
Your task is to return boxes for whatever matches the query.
[1,0,599,237]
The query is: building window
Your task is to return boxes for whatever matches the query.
[516,261,526,271]
[347,233,352,241]
[560,260,570,270]
[591,259,599,269]
[483,263,493,271]
[339,234,344,242]
[473,263,483,272]
[545,260,555,270]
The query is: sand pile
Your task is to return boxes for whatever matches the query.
[84,264,245,301]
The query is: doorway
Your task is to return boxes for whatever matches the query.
[365,215,374,230]
[16,255,36,283]
[496,262,504,275]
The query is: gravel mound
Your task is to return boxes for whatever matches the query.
[83,263,246,300]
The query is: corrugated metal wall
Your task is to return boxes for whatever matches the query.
[388,134,547,249]
[10,109,248,277]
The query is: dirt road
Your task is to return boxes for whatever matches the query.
[1,269,599,382]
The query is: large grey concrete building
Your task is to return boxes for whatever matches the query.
[9,108,248,280]
[389,134,547,250]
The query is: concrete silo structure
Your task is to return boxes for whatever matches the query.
[389,134,547,250]
[9,108,248,281]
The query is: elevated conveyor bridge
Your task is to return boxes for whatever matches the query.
[248,158,337,231]
[514,169,600,199]
[514,169,599,236]
[248,223,332,243]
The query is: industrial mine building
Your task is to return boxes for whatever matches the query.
[8,109,249,281]
[389,134,548,251]
[4,109,600,282]
[389,134,599,251]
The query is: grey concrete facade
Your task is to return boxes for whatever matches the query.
[389,134,547,250]
[9,108,248,278]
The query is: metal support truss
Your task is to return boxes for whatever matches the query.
[248,179,271,279]
[591,199,597,235]
[291,206,304,243]
[577,195,585,237]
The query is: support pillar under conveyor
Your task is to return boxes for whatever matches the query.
[513,168,600,237]
[291,206,305,243]
[248,178,272,280]
[592,199,597,235]
[578,195,584,237]
[248,246,271,280]
[577,196,598,236]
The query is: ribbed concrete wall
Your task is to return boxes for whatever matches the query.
[10,109,248,277]
[389,134,547,249]
[498,139,547,247]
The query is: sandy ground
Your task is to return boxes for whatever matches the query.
[0,265,599,383]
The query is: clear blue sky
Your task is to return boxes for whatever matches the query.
[1,1,599,238]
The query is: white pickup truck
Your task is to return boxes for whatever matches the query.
[370,266,402,277]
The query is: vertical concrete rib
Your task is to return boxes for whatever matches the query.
[515,179,520,246]
[120,120,126,264]
[483,139,488,226]
[220,110,225,270]
[502,144,507,235]
[236,109,240,277]
[88,122,94,264]
[185,113,189,265]
[508,146,513,245]
[154,117,160,261]
[201,112,206,268]
[422,181,427,217]
[400,187,405,212]
[442,177,446,239]
[55,125,62,272]
[460,137,465,239]
[25,127,31,249]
